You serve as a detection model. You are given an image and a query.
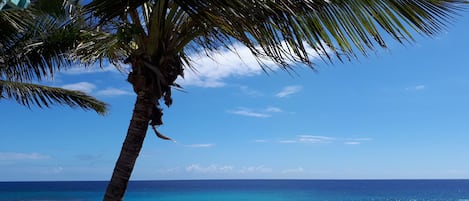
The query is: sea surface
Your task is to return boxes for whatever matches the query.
[1,180,469,201]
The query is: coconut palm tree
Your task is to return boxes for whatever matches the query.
[0,0,107,113]
[23,0,467,200]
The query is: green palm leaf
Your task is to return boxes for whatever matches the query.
[0,0,108,114]
[83,0,467,70]
[177,0,467,66]
[0,80,107,114]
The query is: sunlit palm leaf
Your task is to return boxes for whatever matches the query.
[0,80,107,114]
[72,29,131,68]
[82,0,467,71]
[176,0,467,65]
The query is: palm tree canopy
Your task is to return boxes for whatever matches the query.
[0,0,107,114]
[83,0,468,65]
[76,0,467,108]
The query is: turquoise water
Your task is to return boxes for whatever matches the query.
[1,180,469,201]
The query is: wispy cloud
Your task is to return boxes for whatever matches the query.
[186,144,215,148]
[239,165,273,174]
[184,164,273,174]
[0,152,50,161]
[277,135,372,145]
[238,85,263,97]
[62,82,96,94]
[61,64,119,75]
[279,135,335,144]
[74,154,105,162]
[279,140,297,144]
[282,167,304,173]
[405,84,426,91]
[343,138,372,145]
[61,82,132,97]
[228,108,271,118]
[96,88,132,97]
[265,107,282,113]
[185,164,234,173]
[344,141,362,145]
[276,85,303,98]
[228,106,283,118]
[298,135,335,143]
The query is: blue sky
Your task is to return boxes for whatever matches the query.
[1,13,469,181]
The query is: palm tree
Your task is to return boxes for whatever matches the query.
[0,0,107,113]
[23,0,467,200]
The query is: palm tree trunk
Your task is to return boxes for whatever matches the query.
[103,91,154,201]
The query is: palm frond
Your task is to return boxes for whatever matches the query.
[175,0,467,68]
[83,0,148,24]
[72,29,131,68]
[1,19,81,82]
[0,80,107,114]
[0,9,31,47]
[0,0,88,82]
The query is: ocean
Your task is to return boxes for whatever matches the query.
[1,180,469,201]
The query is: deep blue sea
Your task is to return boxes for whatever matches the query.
[1,180,469,201]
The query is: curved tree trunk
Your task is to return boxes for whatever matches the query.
[103,91,154,201]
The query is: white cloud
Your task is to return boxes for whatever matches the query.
[61,64,119,75]
[344,141,361,145]
[276,135,372,145]
[96,88,132,97]
[184,164,273,175]
[265,107,282,113]
[279,140,297,144]
[179,42,324,88]
[228,106,283,118]
[343,137,373,144]
[298,135,335,144]
[276,85,303,98]
[282,167,304,173]
[278,136,333,144]
[406,84,426,91]
[185,164,234,173]
[348,138,372,141]
[254,139,268,143]
[238,85,263,97]
[186,144,215,148]
[228,108,271,118]
[62,82,132,97]
[240,165,272,174]
[178,44,268,88]
[41,166,64,174]
[62,82,96,94]
[158,167,182,174]
[0,152,50,161]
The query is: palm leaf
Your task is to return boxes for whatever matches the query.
[1,19,82,82]
[176,0,467,67]
[0,0,85,82]
[0,80,107,114]
[82,0,467,71]
[0,0,108,114]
